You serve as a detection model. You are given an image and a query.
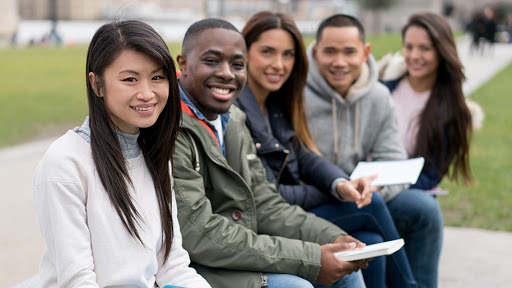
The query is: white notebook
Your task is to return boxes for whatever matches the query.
[349,157,424,186]
[335,239,405,261]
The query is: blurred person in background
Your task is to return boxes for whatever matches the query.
[379,11,482,287]
[305,14,443,288]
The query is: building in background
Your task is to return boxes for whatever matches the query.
[11,0,512,36]
[15,0,358,22]
[0,0,19,46]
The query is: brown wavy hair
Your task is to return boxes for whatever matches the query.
[402,12,473,184]
[242,10,319,154]
[86,20,180,261]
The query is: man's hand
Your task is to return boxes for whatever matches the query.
[315,237,369,286]
[336,175,377,208]
[332,235,366,248]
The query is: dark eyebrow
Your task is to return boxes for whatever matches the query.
[201,49,223,57]
[119,67,164,75]
[119,69,139,75]
[152,67,165,74]
[201,49,246,61]
[232,53,246,61]
[258,45,276,50]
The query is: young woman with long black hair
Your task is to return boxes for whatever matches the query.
[33,20,210,288]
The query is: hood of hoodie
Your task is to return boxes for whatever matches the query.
[306,41,379,106]
[376,51,408,82]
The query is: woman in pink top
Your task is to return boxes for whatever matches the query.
[379,12,478,190]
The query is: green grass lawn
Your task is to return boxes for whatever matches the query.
[0,43,183,147]
[0,34,400,147]
[0,46,88,146]
[1,34,510,231]
[438,63,512,231]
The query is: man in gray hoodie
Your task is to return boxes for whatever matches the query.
[304,14,443,288]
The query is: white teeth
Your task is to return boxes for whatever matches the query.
[211,87,230,95]
[133,105,154,111]
[267,75,281,80]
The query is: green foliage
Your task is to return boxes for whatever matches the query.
[439,63,512,231]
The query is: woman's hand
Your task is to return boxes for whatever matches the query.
[335,175,377,208]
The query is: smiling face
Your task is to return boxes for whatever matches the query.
[246,29,295,98]
[89,49,169,134]
[313,26,370,98]
[402,25,440,84]
[177,28,247,120]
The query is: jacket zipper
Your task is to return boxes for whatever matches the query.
[261,273,268,287]
[276,149,290,184]
[187,125,259,231]
[240,121,259,232]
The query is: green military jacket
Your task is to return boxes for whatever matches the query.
[173,105,347,288]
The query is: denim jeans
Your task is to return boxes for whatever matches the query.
[313,271,366,288]
[387,188,443,288]
[264,270,365,288]
[309,192,417,288]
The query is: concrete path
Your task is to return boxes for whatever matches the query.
[2,38,512,288]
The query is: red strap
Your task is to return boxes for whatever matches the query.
[181,100,220,147]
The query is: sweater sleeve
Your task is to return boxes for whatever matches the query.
[277,184,332,210]
[296,145,349,193]
[156,187,211,288]
[258,148,333,210]
[370,97,410,202]
[33,148,99,288]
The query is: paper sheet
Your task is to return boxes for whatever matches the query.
[349,157,424,186]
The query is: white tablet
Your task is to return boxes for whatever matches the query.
[335,239,405,261]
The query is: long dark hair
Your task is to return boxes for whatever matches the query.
[86,20,180,261]
[402,13,473,184]
[242,11,319,153]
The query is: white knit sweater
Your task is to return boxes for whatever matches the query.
[33,130,211,288]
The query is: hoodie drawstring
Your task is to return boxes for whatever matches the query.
[332,98,338,164]
[332,98,360,163]
[332,97,345,164]
[355,101,359,155]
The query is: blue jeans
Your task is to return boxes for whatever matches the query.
[309,192,417,288]
[264,270,365,288]
[387,189,443,288]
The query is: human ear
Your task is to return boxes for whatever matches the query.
[176,54,187,76]
[312,41,318,60]
[363,43,371,62]
[88,72,102,97]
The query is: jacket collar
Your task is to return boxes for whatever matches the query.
[179,84,231,155]
[235,86,292,154]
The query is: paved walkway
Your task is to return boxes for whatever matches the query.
[2,38,512,288]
